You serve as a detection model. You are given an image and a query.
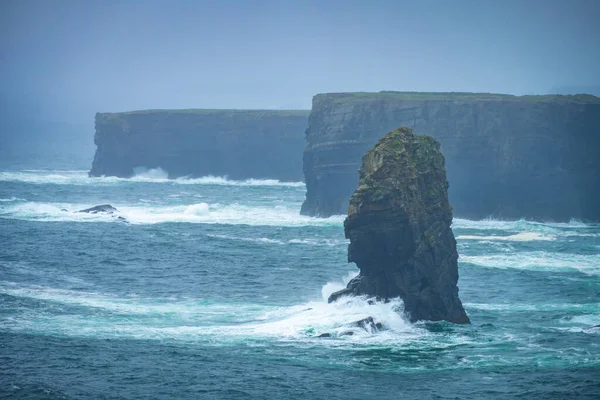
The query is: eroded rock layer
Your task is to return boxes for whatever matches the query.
[301,92,600,220]
[333,127,469,324]
[90,109,309,180]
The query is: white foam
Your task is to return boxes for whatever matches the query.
[0,283,270,325]
[460,252,600,276]
[132,166,169,179]
[321,270,359,302]
[569,313,600,326]
[174,175,305,187]
[207,234,348,247]
[239,296,416,341]
[0,169,305,188]
[0,201,117,223]
[0,201,345,227]
[0,281,428,346]
[465,302,600,312]
[456,232,556,242]
[208,234,286,245]
[452,218,594,231]
[0,197,25,202]
[183,203,210,215]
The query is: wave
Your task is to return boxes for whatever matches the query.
[0,279,425,346]
[460,251,600,276]
[0,197,25,202]
[208,234,348,247]
[452,218,594,231]
[0,201,345,227]
[0,168,305,188]
[465,302,600,312]
[456,232,556,242]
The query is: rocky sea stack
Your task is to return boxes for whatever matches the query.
[329,127,470,324]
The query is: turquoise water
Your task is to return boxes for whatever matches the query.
[1,167,599,399]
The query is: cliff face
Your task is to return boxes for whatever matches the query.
[330,127,469,324]
[302,92,600,221]
[90,109,309,181]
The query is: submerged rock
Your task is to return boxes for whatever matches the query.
[584,325,600,333]
[347,317,383,332]
[332,127,470,324]
[77,204,128,223]
[316,317,383,338]
[328,287,353,303]
[77,204,119,214]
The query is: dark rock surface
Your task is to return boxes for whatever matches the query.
[316,317,383,338]
[347,317,383,332]
[90,109,309,181]
[77,204,128,223]
[301,92,600,221]
[333,127,470,324]
[77,204,119,214]
[328,287,353,303]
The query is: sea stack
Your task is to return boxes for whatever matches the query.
[329,127,470,324]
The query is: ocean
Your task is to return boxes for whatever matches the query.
[1,160,599,399]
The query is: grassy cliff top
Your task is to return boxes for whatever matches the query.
[97,109,310,118]
[314,91,600,107]
[349,126,450,217]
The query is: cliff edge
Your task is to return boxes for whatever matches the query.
[330,127,470,324]
[90,109,309,181]
[302,92,600,221]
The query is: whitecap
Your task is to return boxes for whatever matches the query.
[452,218,594,232]
[173,175,305,187]
[207,234,348,247]
[465,302,600,312]
[0,280,429,346]
[460,252,600,276]
[0,201,345,227]
[207,234,286,245]
[132,166,169,179]
[321,270,359,302]
[0,168,305,188]
[456,232,556,242]
[0,197,25,202]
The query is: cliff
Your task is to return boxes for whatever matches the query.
[301,92,600,221]
[90,109,309,181]
[329,127,469,324]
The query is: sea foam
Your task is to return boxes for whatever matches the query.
[0,168,305,187]
[460,251,600,276]
[0,279,425,346]
[456,232,556,242]
[0,201,345,227]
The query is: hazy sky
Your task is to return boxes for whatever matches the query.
[1,0,599,123]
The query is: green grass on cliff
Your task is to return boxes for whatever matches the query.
[313,91,600,107]
[98,109,310,118]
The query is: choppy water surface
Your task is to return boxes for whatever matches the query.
[1,168,599,399]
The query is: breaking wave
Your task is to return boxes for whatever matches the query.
[0,168,305,188]
[0,279,423,345]
[460,251,600,276]
[0,201,344,227]
[456,232,556,242]
[452,217,594,231]
[207,234,348,247]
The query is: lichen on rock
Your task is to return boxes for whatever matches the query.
[330,126,470,324]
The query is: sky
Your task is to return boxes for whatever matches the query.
[1,0,599,125]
